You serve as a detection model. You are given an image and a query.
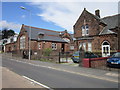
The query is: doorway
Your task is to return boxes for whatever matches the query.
[102,41,110,57]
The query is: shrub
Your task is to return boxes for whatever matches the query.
[43,48,52,56]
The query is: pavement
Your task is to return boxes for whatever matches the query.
[2,67,44,88]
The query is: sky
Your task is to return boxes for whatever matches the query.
[0,0,119,33]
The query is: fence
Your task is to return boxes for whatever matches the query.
[4,50,73,63]
[58,52,72,63]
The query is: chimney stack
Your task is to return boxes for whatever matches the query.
[95,9,100,18]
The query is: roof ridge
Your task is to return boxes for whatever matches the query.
[23,25,62,33]
[101,14,120,19]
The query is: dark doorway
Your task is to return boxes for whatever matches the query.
[61,44,65,52]
[22,50,28,59]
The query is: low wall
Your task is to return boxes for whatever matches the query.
[82,57,109,68]
[90,57,108,68]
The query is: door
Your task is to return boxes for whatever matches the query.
[102,41,110,57]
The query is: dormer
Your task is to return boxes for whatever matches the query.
[38,32,45,38]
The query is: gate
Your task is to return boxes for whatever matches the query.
[59,52,70,63]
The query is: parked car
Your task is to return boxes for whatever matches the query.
[71,51,98,63]
[107,52,120,68]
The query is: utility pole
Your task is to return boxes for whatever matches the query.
[20,6,31,60]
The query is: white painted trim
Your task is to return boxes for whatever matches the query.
[102,41,110,57]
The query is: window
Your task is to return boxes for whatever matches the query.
[70,46,74,50]
[79,43,82,49]
[83,43,86,51]
[82,25,85,36]
[79,42,86,51]
[112,52,120,58]
[102,41,110,57]
[85,24,89,35]
[51,43,57,50]
[38,43,41,49]
[88,42,92,52]
[20,36,25,49]
[81,24,89,36]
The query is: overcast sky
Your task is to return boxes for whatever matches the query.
[1,0,119,33]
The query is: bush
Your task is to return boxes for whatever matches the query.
[43,48,52,56]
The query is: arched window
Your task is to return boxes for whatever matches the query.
[102,41,110,57]
[103,42,109,45]
[20,35,25,49]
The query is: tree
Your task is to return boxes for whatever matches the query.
[2,28,15,39]
[8,29,15,36]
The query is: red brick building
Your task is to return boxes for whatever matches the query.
[5,24,74,58]
[74,8,119,57]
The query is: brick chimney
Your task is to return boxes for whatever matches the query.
[95,9,100,18]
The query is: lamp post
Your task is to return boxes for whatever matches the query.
[20,6,31,60]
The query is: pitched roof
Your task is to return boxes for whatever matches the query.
[99,14,119,35]
[23,25,67,43]
[76,8,119,35]
[84,9,106,25]
[74,8,106,27]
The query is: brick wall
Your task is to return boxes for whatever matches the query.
[73,9,118,55]
[74,9,104,38]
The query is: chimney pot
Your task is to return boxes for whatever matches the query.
[95,9,100,18]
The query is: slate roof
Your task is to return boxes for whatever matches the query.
[23,25,67,43]
[85,9,106,25]
[82,9,119,35]
[99,14,119,35]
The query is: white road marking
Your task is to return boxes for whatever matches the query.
[22,76,52,89]
[10,59,118,83]
[105,73,118,77]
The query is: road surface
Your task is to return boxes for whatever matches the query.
[2,56,119,89]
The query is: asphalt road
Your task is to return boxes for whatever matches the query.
[2,57,118,88]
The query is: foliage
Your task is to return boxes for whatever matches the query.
[2,28,15,39]
[43,48,52,56]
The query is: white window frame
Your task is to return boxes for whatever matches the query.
[82,25,85,36]
[20,35,25,49]
[85,24,89,35]
[51,43,57,50]
[38,43,41,49]
[102,41,110,57]
[82,25,89,36]
[79,42,86,51]
[88,42,92,52]
[79,43,82,49]
[70,46,74,50]
[83,43,86,51]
